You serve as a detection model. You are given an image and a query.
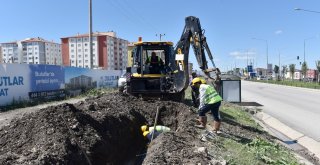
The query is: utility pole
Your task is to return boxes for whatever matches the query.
[156,34,165,41]
[89,0,93,69]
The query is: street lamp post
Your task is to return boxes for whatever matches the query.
[156,34,165,41]
[294,8,320,14]
[252,38,269,74]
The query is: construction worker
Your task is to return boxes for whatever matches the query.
[191,77,222,133]
[145,52,164,74]
[141,125,170,141]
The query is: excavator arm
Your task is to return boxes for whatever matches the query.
[172,16,221,92]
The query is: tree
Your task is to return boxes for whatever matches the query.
[316,60,320,84]
[282,65,288,80]
[274,65,279,81]
[289,64,295,81]
[301,61,308,80]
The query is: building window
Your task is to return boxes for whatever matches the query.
[78,38,81,42]
[78,44,81,47]
[71,50,74,53]
[78,49,81,52]
[71,44,74,47]
[85,49,88,52]
[84,43,88,46]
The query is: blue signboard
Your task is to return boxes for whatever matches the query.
[29,64,65,92]
[247,65,253,73]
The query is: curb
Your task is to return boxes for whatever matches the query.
[255,112,320,160]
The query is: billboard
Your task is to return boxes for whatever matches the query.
[0,64,122,106]
[0,64,31,106]
[267,64,273,73]
[28,65,65,101]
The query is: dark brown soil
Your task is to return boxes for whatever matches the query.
[0,92,318,164]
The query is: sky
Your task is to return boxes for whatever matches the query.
[1,0,320,72]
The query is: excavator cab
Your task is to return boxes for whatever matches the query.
[125,41,179,99]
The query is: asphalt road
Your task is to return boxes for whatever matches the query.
[241,80,320,142]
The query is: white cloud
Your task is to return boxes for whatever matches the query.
[275,30,283,35]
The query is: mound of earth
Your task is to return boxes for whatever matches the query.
[0,92,288,164]
[0,92,205,164]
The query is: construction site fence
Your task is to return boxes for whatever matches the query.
[0,63,123,106]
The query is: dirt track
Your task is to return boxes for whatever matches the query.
[0,92,318,164]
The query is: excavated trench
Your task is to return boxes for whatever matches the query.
[0,92,200,165]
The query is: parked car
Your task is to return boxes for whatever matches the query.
[118,72,126,92]
[257,76,271,80]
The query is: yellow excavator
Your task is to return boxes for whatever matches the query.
[123,16,221,101]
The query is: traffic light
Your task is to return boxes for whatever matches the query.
[297,56,299,60]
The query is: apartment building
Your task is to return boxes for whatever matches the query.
[0,37,62,65]
[0,42,19,63]
[61,31,128,70]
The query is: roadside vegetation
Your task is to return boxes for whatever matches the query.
[251,79,320,89]
[184,87,300,164]
[219,104,299,165]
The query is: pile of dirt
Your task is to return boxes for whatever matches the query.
[0,92,209,164]
[1,92,313,164]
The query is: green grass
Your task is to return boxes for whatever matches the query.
[252,79,320,89]
[218,104,300,164]
[220,138,299,165]
[220,103,261,129]
[184,86,300,164]
[80,88,117,97]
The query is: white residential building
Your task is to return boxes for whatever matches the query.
[1,42,19,63]
[0,37,62,65]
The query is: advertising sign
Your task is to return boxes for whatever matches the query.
[0,64,31,106]
[28,64,65,100]
[247,65,253,73]
[267,64,273,73]
[0,63,122,106]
